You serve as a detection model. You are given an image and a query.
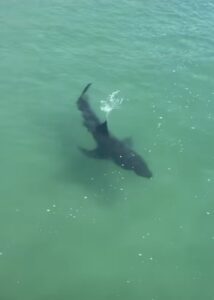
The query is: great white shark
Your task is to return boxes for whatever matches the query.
[77,83,152,178]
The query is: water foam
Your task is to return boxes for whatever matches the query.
[100,90,124,117]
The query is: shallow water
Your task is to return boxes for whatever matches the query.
[0,1,214,299]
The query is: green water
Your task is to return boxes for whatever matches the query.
[0,0,214,299]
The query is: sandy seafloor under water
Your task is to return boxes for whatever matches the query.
[0,0,214,299]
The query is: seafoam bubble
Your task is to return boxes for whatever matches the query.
[100,90,124,117]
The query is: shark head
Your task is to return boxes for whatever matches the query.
[115,150,153,179]
[133,159,153,178]
[128,152,152,178]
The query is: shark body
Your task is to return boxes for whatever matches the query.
[77,84,152,178]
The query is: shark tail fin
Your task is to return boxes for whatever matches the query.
[81,83,92,96]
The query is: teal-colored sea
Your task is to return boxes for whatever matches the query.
[0,1,214,299]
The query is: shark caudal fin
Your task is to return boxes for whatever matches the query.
[81,83,92,96]
[77,83,92,109]
[77,83,101,133]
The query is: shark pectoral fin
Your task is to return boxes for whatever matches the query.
[78,147,99,158]
[123,137,133,148]
[78,147,108,159]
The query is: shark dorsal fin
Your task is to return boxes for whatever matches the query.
[96,121,109,136]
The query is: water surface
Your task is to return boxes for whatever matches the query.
[0,1,214,299]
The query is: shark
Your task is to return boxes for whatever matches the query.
[77,83,152,178]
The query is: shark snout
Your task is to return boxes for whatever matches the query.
[134,165,153,178]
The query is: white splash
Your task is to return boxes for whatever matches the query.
[100,90,124,117]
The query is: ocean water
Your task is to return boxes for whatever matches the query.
[0,0,214,299]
